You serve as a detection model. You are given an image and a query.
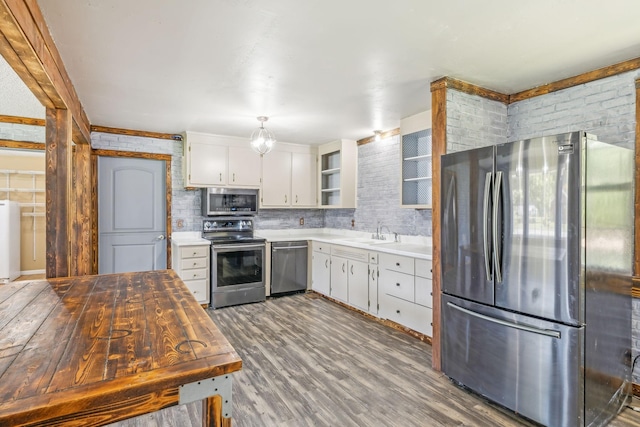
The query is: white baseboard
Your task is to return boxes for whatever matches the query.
[21,269,45,276]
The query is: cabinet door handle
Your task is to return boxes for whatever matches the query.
[285,194,288,203]
[350,265,353,275]
[295,195,298,203]
[219,172,222,182]
[325,259,328,268]
[342,263,345,273]
[232,172,236,182]
[371,270,375,280]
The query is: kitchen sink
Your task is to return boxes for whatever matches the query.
[340,237,396,245]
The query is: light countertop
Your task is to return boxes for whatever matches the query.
[256,228,432,260]
[170,231,210,247]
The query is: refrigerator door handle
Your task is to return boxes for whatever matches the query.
[492,171,503,283]
[447,302,561,339]
[483,172,493,282]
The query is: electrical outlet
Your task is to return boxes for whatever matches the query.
[299,218,304,226]
[176,219,184,229]
[351,219,355,228]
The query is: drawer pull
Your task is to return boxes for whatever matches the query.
[192,252,197,256]
[396,262,400,267]
[193,262,197,266]
[396,283,400,287]
[396,310,400,314]
[193,274,198,278]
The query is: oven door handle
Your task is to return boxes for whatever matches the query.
[213,244,265,251]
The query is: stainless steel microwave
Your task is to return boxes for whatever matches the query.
[201,188,259,216]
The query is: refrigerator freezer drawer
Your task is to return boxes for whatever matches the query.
[442,294,584,427]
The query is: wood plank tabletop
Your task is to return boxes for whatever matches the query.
[0,270,242,426]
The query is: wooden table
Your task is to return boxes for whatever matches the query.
[0,270,242,427]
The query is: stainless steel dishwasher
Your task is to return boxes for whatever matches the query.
[270,241,308,295]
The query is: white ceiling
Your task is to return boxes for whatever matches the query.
[4,1,640,144]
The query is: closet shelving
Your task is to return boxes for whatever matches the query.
[0,169,45,261]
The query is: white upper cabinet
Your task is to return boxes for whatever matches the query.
[183,131,261,188]
[261,144,317,209]
[291,152,317,207]
[185,133,228,187]
[261,150,292,207]
[228,146,261,187]
[400,111,432,208]
[318,139,357,208]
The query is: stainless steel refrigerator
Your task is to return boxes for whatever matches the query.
[440,131,634,427]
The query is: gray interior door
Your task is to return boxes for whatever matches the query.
[98,156,167,274]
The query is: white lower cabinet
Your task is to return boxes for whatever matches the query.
[368,252,378,315]
[331,245,369,310]
[171,243,210,305]
[311,243,331,296]
[378,253,432,337]
[309,241,431,337]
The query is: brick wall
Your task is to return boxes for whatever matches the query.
[446,89,508,153]
[0,122,45,143]
[508,70,639,148]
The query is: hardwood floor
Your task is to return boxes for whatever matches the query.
[109,293,640,427]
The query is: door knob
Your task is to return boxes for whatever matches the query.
[157,235,166,240]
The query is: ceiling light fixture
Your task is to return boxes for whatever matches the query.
[250,116,276,155]
[374,130,382,141]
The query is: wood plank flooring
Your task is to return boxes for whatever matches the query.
[108,293,640,427]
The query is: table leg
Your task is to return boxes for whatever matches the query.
[203,395,232,427]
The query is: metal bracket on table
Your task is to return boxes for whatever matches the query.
[179,374,233,418]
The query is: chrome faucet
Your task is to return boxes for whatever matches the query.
[374,222,392,240]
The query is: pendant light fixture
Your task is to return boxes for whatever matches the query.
[250,116,276,155]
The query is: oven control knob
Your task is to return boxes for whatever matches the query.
[204,221,211,229]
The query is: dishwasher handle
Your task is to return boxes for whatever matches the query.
[272,245,308,251]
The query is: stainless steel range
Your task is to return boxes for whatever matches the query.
[202,217,266,309]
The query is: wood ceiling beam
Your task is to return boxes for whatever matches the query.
[356,128,400,146]
[0,114,45,126]
[90,125,182,141]
[0,0,90,144]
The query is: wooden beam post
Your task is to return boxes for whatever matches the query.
[430,78,448,372]
[635,78,640,277]
[70,143,93,276]
[45,107,71,278]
